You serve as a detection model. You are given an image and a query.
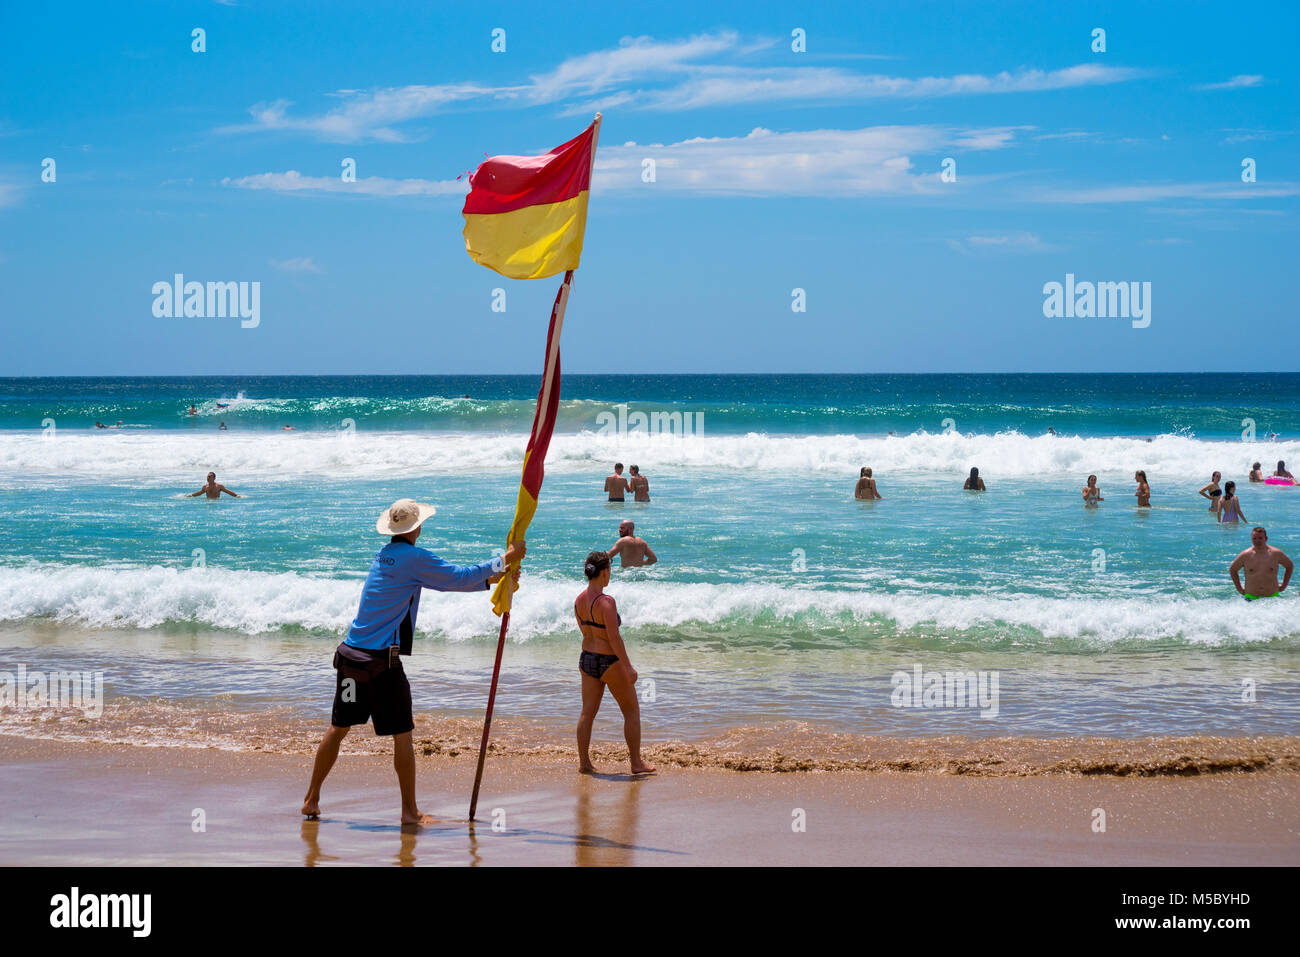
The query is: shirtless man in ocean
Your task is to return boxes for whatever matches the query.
[608,520,657,568]
[628,464,650,502]
[1230,526,1293,600]
[604,463,631,502]
[188,471,240,499]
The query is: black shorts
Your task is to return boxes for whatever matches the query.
[331,663,414,736]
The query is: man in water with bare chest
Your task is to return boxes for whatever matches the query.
[1230,526,1293,600]
[607,520,657,568]
[188,471,240,499]
[604,462,631,502]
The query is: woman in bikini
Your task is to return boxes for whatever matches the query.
[854,467,882,500]
[1082,475,1103,506]
[1199,471,1222,513]
[963,467,986,491]
[1133,470,1151,507]
[1218,481,1247,524]
[574,551,655,775]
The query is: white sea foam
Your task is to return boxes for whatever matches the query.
[0,562,1292,647]
[0,429,1294,484]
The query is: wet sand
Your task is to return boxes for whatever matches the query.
[2,735,1297,866]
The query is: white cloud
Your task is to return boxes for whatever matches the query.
[270,257,324,273]
[217,84,502,142]
[218,30,1148,141]
[1033,182,1300,203]
[222,170,468,197]
[593,125,1022,196]
[623,63,1146,112]
[948,232,1052,253]
[1194,74,1264,91]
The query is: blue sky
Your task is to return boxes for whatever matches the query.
[1,0,1296,374]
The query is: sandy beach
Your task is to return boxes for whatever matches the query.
[3,734,1297,866]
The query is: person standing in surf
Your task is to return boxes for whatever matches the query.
[1250,463,1265,483]
[1082,475,1103,506]
[1134,470,1151,508]
[301,499,523,824]
[855,467,882,499]
[574,550,654,776]
[963,467,986,491]
[189,472,240,499]
[1230,526,1293,600]
[1218,481,1246,524]
[627,464,651,502]
[605,463,631,502]
[1199,471,1223,513]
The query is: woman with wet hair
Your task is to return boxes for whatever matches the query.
[963,467,985,491]
[1134,470,1151,508]
[574,550,655,775]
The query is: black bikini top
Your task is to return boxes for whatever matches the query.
[577,594,621,629]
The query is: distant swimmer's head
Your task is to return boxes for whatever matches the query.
[629,465,639,475]
[1253,526,1268,546]
[584,550,611,581]
[207,472,216,482]
[1279,461,1287,471]
[619,520,634,536]
[614,462,624,474]
[969,467,979,479]
[376,498,436,539]
[1253,462,1262,470]
[1087,474,1097,486]
[1135,470,1147,483]
[1224,480,1236,497]
[861,467,872,478]
[1212,471,1221,482]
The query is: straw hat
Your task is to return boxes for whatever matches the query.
[376,498,436,535]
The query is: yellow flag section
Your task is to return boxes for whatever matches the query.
[461,119,597,280]
[489,272,570,616]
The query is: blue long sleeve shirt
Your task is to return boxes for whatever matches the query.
[345,540,504,651]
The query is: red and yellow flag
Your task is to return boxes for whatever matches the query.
[462,120,598,280]
[466,116,601,615]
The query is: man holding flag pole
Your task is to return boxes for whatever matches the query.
[461,114,602,820]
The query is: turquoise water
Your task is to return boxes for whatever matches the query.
[1,375,1298,739]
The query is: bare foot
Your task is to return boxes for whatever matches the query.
[301,797,320,818]
[630,762,656,775]
[401,811,436,825]
[579,762,598,774]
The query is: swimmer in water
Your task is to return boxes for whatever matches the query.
[604,463,630,502]
[963,467,986,491]
[1082,475,1103,506]
[1134,470,1151,508]
[188,404,198,416]
[1199,471,1223,513]
[218,421,228,431]
[627,465,650,502]
[607,520,657,568]
[1249,462,1264,483]
[1274,460,1294,481]
[1218,481,1246,524]
[1230,526,1292,600]
[855,467,882,500]
[188,471,240,499]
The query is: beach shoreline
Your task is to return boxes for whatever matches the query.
[3,735,1297,866]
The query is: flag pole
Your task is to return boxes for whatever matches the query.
[468,268,574,821]
[468,113,600,822]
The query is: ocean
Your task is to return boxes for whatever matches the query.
[1,374,1297,760]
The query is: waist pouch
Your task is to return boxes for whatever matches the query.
[333,641,400,682]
